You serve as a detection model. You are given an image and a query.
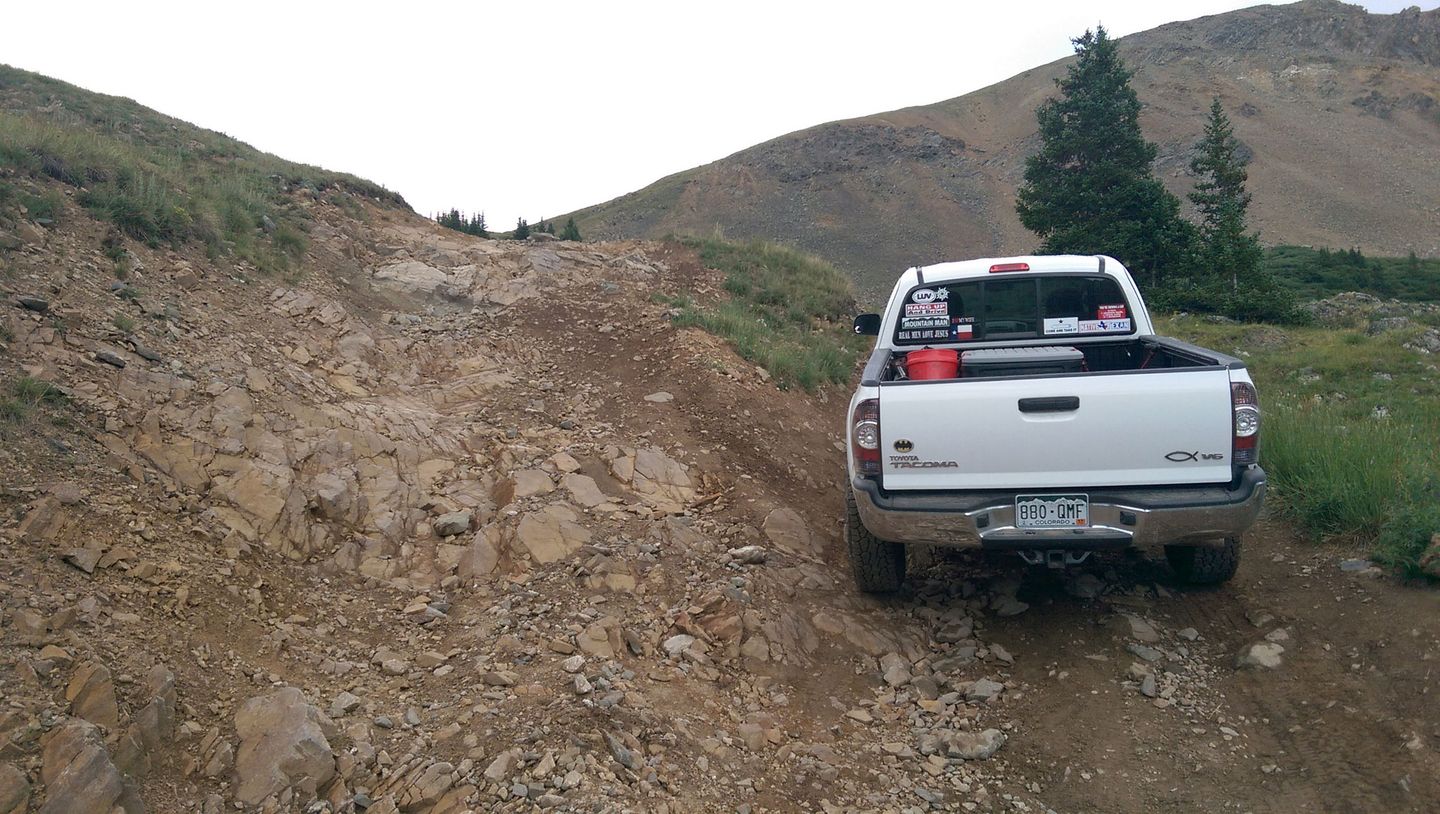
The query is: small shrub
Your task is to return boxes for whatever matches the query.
[19,189,62,223]
[112,313,136,333]
[0,398,27,423]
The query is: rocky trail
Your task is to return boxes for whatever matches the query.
[2,199,1438,814]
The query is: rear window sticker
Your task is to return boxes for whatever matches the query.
[1097,303,1127,320]
[1078,318,1132,333]
[898,329,951,341]
[905,302,949,317]
[1044,317,1079,335]
[901,316,950,329]
[952,323,974,339]
[910,288,950,303]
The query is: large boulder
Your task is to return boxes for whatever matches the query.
[233,688,337,806]
[38,720,143,814]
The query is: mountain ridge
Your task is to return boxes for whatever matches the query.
[566,0,1440,294]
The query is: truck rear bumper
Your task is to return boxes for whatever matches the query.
[851,467,1266,551]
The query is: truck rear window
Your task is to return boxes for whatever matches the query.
[894,275,1133,345]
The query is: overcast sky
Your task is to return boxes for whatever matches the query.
[4,1,1435,226]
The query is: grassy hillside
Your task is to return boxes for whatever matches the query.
[661,237,868,391]
[0,64,405,274]
[1159,314,1439,576]
[1265,245,1440,302]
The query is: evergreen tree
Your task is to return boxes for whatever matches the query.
[468,211,488,238]
[559,217,581,241]
[1015,26,1192,285]
[1189,98,1262,291]
[514,217,530,240]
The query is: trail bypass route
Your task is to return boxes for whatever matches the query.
[1,205,1437,813]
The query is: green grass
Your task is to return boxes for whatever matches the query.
[0,64,403,275]
[668,236,867,390]
[1265,245,1440,303]
[112,313,136,333]
[0,375,69,425]
[1158,313,1440,575]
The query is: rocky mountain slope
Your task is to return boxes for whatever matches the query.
[566,0,1440,294]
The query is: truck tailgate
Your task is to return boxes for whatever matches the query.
[879,370,1235,490]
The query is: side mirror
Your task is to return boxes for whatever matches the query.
[853,313,881,336]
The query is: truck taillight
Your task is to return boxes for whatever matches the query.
[1232,382,1260,465]
[852,398,881,476]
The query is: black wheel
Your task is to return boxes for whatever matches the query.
[846,491,905,593]
[1165,537,1241,584]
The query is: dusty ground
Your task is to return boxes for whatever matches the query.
[1,195,1438,814]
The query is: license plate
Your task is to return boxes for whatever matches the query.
[1015,494,1089,528]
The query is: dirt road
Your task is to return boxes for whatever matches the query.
[3,216,1437,813]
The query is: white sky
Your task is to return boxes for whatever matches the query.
[3,1,1435,227]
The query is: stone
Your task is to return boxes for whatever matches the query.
[17,296,49,313]
[1126,643,1163,663]
[39,720,140,814]
[643,391,674,403]
[561,655,585,673]
[727,545,768,564]
[94,350,128,368]
[549,452,582,473]
[513,469,555,499]
[62,548,103,575]
[1140,673,1158,698]
[762,508,821,557]
[946,729,1007,760]
[965,678,1005,703]
[0,764,29,814]
[65,663,120,731]
[233,687,337,806]
[514,504,591,563]
[330,691,363,718]
[1127,615,1161,643]
[483,750,519,782]
[605,733,637,770]
[432,511,473,538]
[458,526,502,578]
[662,634,696,658]
[1237,642,1285,670]
[561,473,610,508]
[994,596,1029,617]
[1067,572,1104,599]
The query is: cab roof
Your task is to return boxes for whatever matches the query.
[900,255,1121,289]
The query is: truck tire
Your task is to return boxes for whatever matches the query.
[1165,537,1241,585]
[846,491,905,593]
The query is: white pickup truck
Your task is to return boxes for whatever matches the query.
[845,255,1265,592]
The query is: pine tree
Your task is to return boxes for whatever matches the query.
[559,217,581,241]
[1015,26,1192,285]
[514,218,530,240]
[1183,98,1298,321]
[1189,98,1262,291]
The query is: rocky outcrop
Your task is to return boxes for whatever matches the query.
[233,688,337,807]
[38,720,143,814]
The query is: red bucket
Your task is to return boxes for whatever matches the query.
[905,348,959,380]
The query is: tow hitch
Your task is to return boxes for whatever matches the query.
[1018,550,1092,569]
